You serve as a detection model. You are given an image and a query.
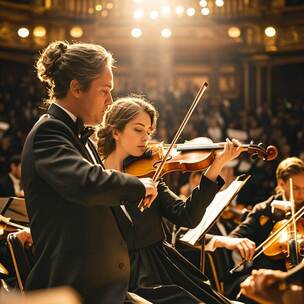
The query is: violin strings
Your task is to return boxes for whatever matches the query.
[230,205,304,273]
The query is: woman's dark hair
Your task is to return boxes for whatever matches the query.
[36,40,114,104]
[97,96,158,158]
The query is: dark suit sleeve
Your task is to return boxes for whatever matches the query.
[157,175,224,228]
[229,204,263,242]
[33,120,145,207]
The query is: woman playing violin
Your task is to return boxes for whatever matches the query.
[97,96,245,304]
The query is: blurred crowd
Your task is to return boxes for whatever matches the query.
[1,61,304,205]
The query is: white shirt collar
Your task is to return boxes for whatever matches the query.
[54,102,77,123]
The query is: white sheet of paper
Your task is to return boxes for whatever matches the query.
[180,178,247,245]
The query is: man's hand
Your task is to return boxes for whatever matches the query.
[240,269,285,304]
[214,236,256,261]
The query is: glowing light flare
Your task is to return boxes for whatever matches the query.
[33,26,46,38]
[161,28,172,38]
[95,4,102,11]
[161,5,171,17]
[265,26,276,37]
[131,28,142,38]
[150,10,159,20]
[70,26,83,38]
[133,9,144,19]
[228,26,241,38]
[106,2,114,10]
[186,7,196,16]
[199,0,208,7]
[175,5,184,15]
[18,27,29,38]
[88,7,94,14]
[215,0,224,7]
[201,7,210,15]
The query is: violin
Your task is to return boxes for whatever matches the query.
[125,137,278,178]
[263,217,304,268]
[230,205,304,273]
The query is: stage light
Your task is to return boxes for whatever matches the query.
[70,26,83,38]
[134,9,144,19]
[150,10,159,20]
[175,5,184,15]
[265,26,276,37]
[88,7,94,14]
[17,27,29,38]
[215,0,224,7]
[161,5,171,17]
[201,7,210,15]
[33,26,46,38]
[228,26,241,38]
[106,2,113,10]
[95,4,102,11]
[131,28,142,38]
[199,0,208,7]
[186,8,195,16]
[101,10,109,17]
[161,28,172,38]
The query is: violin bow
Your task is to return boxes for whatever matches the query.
[230,204,304,273]
[138,82,209,211]
[289,177,299,263]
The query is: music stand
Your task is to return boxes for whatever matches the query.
[0,197,29,224]
[180,175,250,246]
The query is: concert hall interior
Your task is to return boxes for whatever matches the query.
[0,1,304,304]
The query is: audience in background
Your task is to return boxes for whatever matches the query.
[1,61,304,205]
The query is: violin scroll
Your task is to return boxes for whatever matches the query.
[247,143,278,161]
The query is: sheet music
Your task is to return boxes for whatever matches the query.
[180,176,249,246]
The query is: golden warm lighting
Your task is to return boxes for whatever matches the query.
[265,26,276,37]
[228,26,241,38]
[199,0,208,7]
[106,2,113,10]
[186,8,195,16]
[175,5,184,15]
[161,28,172,38]
[215,0,224,7]
[17,27,29,38]
[101,10,109,17]
[161,5,171,17]
[134,9,144,19]
[95,4,102,11]
[33,26,46,38]
[150,10,159,20]
[201,7,210,15]
[131,28,142,38]
[88,7,94,14]
[70,26,83,38]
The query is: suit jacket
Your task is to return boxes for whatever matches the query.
[229,195,286,271]
[21,103,146,304]
[0,174,15,197]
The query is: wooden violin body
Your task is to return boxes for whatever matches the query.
[263,218,304,267]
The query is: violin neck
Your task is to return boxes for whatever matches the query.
[176,143,250,152]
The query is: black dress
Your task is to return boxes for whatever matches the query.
[114,175,232,304]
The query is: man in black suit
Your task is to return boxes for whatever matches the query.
[0,154,24,197]
[230,157,304,272]
[21,41,157,304]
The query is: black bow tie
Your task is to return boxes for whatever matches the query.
[75,118,95,144]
